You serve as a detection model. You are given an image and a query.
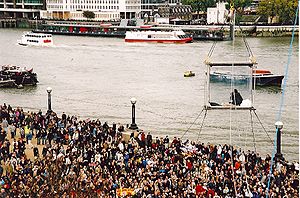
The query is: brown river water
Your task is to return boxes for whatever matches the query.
[0,29,298,161]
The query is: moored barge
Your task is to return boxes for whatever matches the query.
[33,21,227,41]
[0,65,38,87]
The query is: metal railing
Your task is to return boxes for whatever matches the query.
[15,0,43,4]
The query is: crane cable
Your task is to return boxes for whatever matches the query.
[180,109,204,139]
[253,110,274,146]
[238,25,255,58]
[266,4,299,198]
[228,3,237,197]
[250,110,256,152]
[196,109,207,142]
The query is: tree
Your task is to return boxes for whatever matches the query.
[182,0,216,18]
[258,0,298,24]
[83,11,95,19]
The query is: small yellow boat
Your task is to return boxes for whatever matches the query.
[184,71,195,77]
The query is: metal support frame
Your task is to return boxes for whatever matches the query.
[180,105,274,155]
[205,61,257,109]
[192,107,272,151]
[206,63,211,106]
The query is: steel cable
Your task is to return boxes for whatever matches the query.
[266,4,299,198]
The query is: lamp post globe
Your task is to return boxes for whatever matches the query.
[46,87,52,114]
[275,121,283,129]
[130,97,137,105]
[275,121,283,160]
[129,97,138,130]
[46,87,52,94]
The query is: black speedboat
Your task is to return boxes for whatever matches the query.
[0,80,17,88]
[0,65,38,87]
[210,69,284,87]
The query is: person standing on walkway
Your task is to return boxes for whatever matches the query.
[9,123,16,139]
[1,118,8,134]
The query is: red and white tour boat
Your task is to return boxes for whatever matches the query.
[18,32,53,46]
[125,30,193,43]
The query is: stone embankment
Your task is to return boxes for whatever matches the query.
[0,18,298,37]
[233,25,299,37]
[0,18,42,28]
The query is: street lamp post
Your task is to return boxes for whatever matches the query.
[129,97,138,130]
[275,121,283,160]
[46,87,52,114]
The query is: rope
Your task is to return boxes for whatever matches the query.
[207,41,217,58]
[196,109,207,142]
[237,24,254,58]
[229,14,237,197]
[205,10,229,60]
[253,110,274,146]
[276,13,298,122]
[266,4,299,198]
[180,108,204,139]
[250,110,256,152]
[230,145,237,196]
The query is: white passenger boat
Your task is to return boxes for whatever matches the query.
[18,32,53,46]
[125,30,193,43]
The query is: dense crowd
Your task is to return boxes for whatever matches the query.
[0,103,299,197]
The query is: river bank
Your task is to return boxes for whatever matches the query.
[0,18,298,38]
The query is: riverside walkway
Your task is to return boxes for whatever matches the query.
[0,104,298,197]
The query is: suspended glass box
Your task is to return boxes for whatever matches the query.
[204,61,257,110]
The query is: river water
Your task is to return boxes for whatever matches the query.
[0,29,298,161]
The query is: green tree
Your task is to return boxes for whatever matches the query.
[258,0,298,24]
[83,11,95,19]
[182,0,216,15]
[257,0,276,23]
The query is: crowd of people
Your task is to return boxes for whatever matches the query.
[0,103,298,197]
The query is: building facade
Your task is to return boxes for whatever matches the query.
[157,4,191,23]
[119,0,141,19]
[0,0,44,18]
[0,0,187,21]
[40,0,141,21]
[141,0,180,18]
[169,4,191,21]
[207,2,228,24]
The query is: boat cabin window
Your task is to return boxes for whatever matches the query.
[25,34,51,38]
[27,40,39,43]
[148,35,151,38]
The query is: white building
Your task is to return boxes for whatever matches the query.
[141,0,180,19]
[207,2,228,24]
[40,0,141,21]
[0,0,44,19]
[119,0,141,19]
